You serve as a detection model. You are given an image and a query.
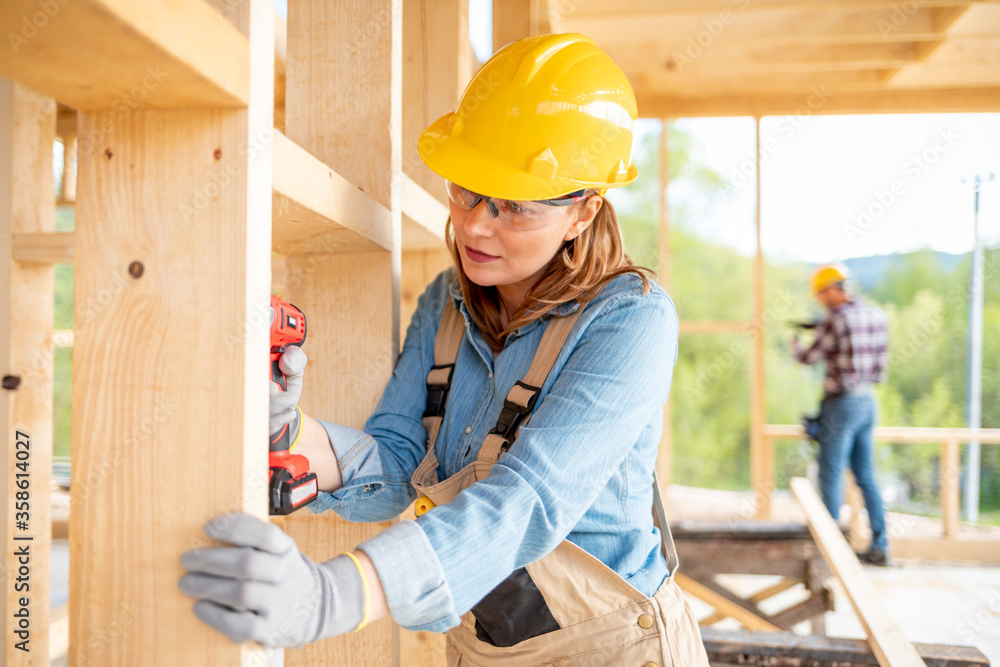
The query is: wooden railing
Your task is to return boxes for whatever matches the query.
[757,425,1000,561]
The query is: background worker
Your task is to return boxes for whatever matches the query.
[179,33,709,663]
[793,263,891,566]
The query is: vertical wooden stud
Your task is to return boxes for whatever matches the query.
[283,1,402,665]
[941,437,960,538]
[0,79,55,667]
[68,0,273,663]
[657,119,673,496]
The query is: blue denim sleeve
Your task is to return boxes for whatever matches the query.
[374,288,679,630]
[307,275,442,521]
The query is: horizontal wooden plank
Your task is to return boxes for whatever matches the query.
[12,231,74,263]
[892,537,1000,563]
[0,0,248,110]
[561,0,988,17]
[637,87,1000,116]
[272,130,392,254]
[763,424,1000,443]
[701,627,989,666]
[679,320,752,334]
[401,174,448,250]
[791,477,927,667]
[676,572,781,631]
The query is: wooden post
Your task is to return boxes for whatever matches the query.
[493,0,532,51]
[658,119,673,493]
[68,0,273,663]
[846,472,867,551]
[0,79,55,667]
[283,1,402,665]
[750,116,769,520]
[940,437,960,539]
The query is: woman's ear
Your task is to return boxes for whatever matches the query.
[564,195,603,242]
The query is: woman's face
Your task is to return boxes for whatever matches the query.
[450,194,603,293]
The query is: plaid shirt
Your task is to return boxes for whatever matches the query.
[794,297,888,395]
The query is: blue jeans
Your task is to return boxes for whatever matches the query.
[816,393,887,552]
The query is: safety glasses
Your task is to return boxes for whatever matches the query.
[445,180,589,232]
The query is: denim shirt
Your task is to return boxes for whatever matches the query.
[309,265,679,633]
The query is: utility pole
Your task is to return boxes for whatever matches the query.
[961,172,994,523]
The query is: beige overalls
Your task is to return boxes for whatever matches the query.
[411,296,709,667]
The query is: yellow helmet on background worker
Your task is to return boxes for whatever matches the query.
[418,33,639,201]
[810,263,851,294]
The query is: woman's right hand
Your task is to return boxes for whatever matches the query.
[270,345,308,439]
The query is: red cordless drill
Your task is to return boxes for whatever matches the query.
[269,295,319,515]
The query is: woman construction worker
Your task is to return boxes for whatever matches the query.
[179,33,709,665]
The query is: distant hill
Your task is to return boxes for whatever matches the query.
[843,250,966,294]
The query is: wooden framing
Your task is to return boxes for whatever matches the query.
[0,0,249,110]
[761,425,1000,560]
[1,78,56,667]
[792,477,927,667]
[278,1,403,665]
[64,0,274,663]
[702,627,989,666]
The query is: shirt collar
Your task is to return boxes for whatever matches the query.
[448,273,582,333]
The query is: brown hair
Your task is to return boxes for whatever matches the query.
[446,196,656,354]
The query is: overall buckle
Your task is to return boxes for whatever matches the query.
[423,363,455,418]
[491,380,540,439]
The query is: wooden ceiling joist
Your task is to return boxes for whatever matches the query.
[0,0,249,110]
[555,0,1000,117]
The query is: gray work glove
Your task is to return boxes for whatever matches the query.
[178,513,366,648]
[270,345,307,442]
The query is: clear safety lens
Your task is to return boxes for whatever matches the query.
[445,181,584,231]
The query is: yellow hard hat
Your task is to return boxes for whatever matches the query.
[810,263,851,294]
[418,33,639,201]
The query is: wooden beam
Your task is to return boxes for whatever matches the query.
[12,232,74,264]
[563,0,989,17]
[940,437,961,538]
[402,0,470,206]
[676,572,781,631]
[657,119,673,492]
[680,320,751,334]
[68,0,273,662]
[701,627,989,667]
[402,174,448,249]
[891,537,1000,563]
[50,604,68,662]
[749,576,801,603]
[762,424,1000,444]
[791,478,927,667]
[0,0,249,110]
[272,130,392,254]
[636,87,1000,117]
[493,0,532,51]
[1,78,56,667]
[283,0,402,664]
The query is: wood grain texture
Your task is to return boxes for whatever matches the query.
[278,253,396,667]
[0,79,55,667]
[11,232,73,264]
[272,131,393,254]
[0,0,248,110]
[791,477,926,667]
[284,1,402,664]
[68,0,273,662]
[402,0,470,206]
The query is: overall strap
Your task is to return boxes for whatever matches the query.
[422,300,465,450]
[651,470,680,577]
[476,306,587,469]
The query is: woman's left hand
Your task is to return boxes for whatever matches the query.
[178,512,367,648]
